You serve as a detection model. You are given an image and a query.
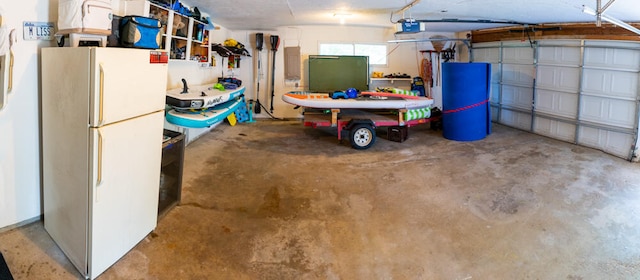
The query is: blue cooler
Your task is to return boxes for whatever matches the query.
[120,16,162,49]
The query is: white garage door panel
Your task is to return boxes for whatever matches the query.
[535,89,578,118]
[474,42,501,48]
[584,46,640,70]
[582,69,638,99]
[474,49,500,63]
[536,65,580,92]
[585,40,640,49]
[502,64,535,86]
[502,47,534,64]
[500,109,531,130]
[610,72,639,99]
[490,83,500,103]
[502,85,533,109]
[580,96,636,129]
[490,106,499,122]
[489,63,501,84]
[534,117,576,142]
[537,46,581,66]
[578,126,634,158]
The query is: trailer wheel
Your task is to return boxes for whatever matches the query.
[349,124,376,149]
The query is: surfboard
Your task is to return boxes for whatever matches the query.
[282,91,433,109]
[165,97,245,128]
[166,85,245,109]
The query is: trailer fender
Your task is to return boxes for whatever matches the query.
[344,119,375,131]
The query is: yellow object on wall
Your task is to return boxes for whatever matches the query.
[372,71,384,78]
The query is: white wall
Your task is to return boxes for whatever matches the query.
[0,0,58,229]
[0,0,227,229]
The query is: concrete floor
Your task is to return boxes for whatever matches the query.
[1,120,640,279]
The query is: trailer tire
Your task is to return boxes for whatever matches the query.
[349,124,376,150]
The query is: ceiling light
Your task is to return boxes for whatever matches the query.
[333,13,351,25]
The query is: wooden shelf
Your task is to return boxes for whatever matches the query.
[371,78,412,81]
[122,0,212,63]
[370,78,412,90]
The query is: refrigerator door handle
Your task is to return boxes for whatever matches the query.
[97,130,103,186]
[8,49,13,91]
[0,54,7,111]
[98,62,105,126]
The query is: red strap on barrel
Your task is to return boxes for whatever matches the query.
[443,99,489,114]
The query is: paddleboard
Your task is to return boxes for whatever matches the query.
[282,91,433,109]
[166,85,245,109]
[360,91,420,100]
[165,97,245,128]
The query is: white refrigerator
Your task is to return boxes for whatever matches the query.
[41,47,168,279]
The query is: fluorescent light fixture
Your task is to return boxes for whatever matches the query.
[582,5,640,36]
[582,5,597,16]
[601,13,640,35]
[333,13,351,25]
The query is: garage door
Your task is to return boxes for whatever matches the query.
[472,40,640,161]
[471,42,501,123]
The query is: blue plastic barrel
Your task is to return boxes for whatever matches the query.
[441,62,492,141]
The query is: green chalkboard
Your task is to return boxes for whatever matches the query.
[308,55,369,93]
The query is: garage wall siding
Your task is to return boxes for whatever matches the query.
[472,40,640,161]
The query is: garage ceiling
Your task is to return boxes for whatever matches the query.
[186,0,640,32]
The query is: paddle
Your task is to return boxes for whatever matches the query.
[269,35,280,113]
[254,33,263,114]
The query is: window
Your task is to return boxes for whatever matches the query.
[319,43,387,65]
